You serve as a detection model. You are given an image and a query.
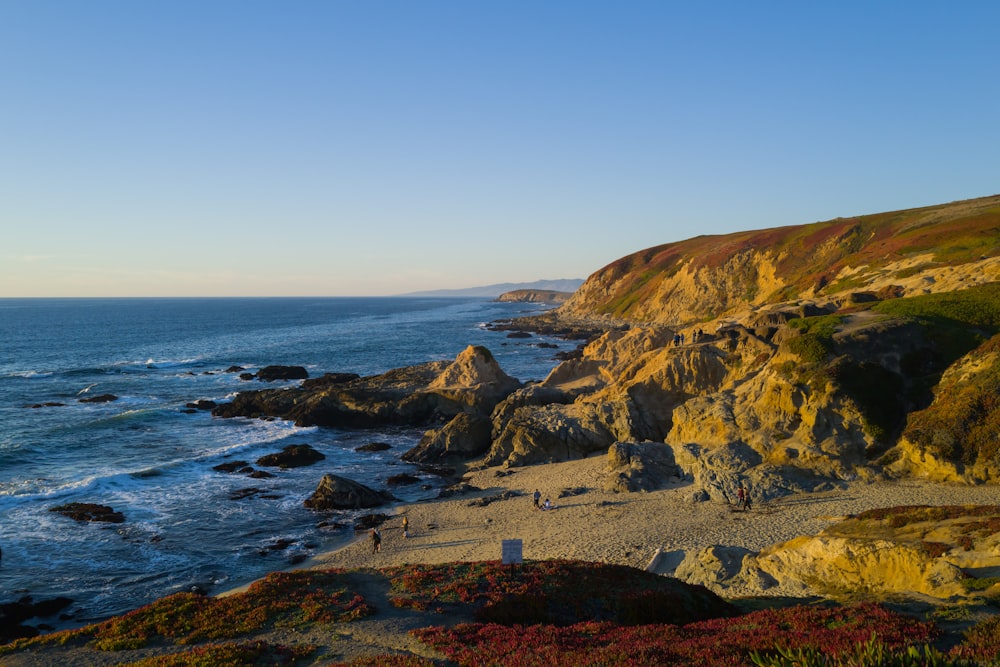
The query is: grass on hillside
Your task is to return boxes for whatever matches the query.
[778,283,1000,448]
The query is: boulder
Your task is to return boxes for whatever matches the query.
[213,460,250,473]
[403,412,492,463]
[603,441,680,493]
[256,444,325,468]
[304,474,396,510]
[185,399,217,410]
[675,545,755,589]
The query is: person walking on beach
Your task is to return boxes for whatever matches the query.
[370,527,381,554]
[736,484,745,511]
[402,516,409,538]
[743,485,752,511]
[533,489,541,509]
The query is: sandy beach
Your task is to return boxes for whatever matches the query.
[302,454,1000,584]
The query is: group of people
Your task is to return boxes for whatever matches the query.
[735,484,752,511]
[369,515,410,554]
[532,489,556,511]
[672,329,707,346]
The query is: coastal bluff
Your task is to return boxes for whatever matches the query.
[495,289,573,304]
[211,195,1000,504]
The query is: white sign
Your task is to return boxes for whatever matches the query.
[501,539,523,565]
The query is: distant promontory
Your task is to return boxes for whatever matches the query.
[495,289,573,304]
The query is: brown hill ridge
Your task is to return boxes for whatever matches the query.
[558,193,1000,328]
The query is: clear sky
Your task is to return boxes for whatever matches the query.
[2,2,998,297]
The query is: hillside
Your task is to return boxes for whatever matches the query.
[558,194,1000,327]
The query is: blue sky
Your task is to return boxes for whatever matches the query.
[2,2,998,297]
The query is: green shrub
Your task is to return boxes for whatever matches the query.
[750,635,965,666]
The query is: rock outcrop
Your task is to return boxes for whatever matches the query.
[213,345,521,429]
[303,474,396,510]
[403,412,493,463]
[675,505,1000,600]
[603,441,681,493]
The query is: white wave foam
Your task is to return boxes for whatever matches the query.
[7,369,55,379]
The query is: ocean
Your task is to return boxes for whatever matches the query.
[0,297,565,628]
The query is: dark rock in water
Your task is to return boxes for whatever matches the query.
[0,595,73,643]
[239,373,255,381]
[185,399,217,410]
[256,365,309,382]
[249,469,274,479]
[355,442,392,452]
[213,460,250,473]
[225,365,246,373]
[79,394,118,404]
[256,444,325,468]
[386,473,421,486]
[229,488,266,500]
[260,538,295,555]
[304,474,396,510]
[27,402,65,409]
[506,331,532,338]
[49,502,124,523]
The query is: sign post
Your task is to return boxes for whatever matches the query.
[501,539,523,576]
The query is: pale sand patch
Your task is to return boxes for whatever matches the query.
[303,454,1000,584]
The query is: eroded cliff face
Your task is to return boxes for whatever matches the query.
[482,319,876,490]
[481,279,1000,498]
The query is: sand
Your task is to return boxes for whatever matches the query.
[12,456,998,667]
[302,454,1000,581]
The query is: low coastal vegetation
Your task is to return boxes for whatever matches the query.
[4,556,1000,666]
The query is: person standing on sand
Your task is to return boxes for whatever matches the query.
[371,527,381,554]
[533,489,541,509]
[402,516,409,538]
[736,484,745,511]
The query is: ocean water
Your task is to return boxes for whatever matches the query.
[0,297,564,628]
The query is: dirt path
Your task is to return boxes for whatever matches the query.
[280,570,462,665]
